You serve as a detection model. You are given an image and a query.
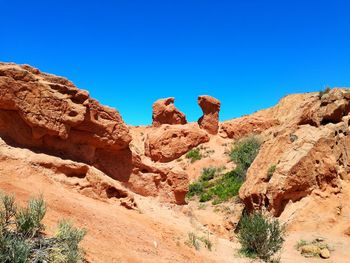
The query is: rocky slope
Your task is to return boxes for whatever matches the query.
[1,62,350,262]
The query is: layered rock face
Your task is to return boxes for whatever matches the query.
[239,88,350,216]
[197,95,220,134]
[152,97,187,126]
[0,63,133,182]
[0,137,137,209]
[144,124,209,162]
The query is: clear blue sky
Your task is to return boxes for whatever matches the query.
[1,0,349,125]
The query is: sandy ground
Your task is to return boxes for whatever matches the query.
[1,165,350,263]
[0,163,241,263]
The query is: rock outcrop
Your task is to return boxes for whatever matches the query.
[239,88,350,216]
[0,63,132,182]
[220,115,279,139]
[144,124,209,162]
[0,137,137,209]
[197,95,220,134]
[152,97,187,126]
[129,155,189,204]
[0,63,189,205]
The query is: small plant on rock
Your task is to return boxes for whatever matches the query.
[319,86,331,99]
[267,164,276,181]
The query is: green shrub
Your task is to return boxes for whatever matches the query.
[187,182,204,198]
[238,212,285,261]
[230,137,261,172]
[199,192,212,202]
[199,167,217,182]
[225,165,245,180]
[16,196,46,237]
[186,136,261,204]
[186,148,202,163]
[53,220,87,262]
[267,164,276,181]
[0,193,86,263]
[186,168,243,204]
[209,173,243,204]
[319,87,331,99]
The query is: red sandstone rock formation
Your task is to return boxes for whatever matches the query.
[0,136,137,209]
[197,95,220,134]
[129,155,189,204]
[144,124,209,162]
[152,97,187,126]
[239,88,350,216]
[220,115,279,139]
[0,63,189,204]
[0,63,132,181]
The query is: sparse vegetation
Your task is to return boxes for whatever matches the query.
[0,193,86,263]
[187,167,244,204]
[229,136,261,172]
[186,232,200,250]
[238,212,285,262]
[197,203,207,210]
[319,86,331,99]
[187,182,204,199]
[185,232,212,251]
[200,167,217,182]
[186,148,202,163]
[199,235,212,251]
[267,164,276,181]
[187,136,261,204]
[209,170,244,204]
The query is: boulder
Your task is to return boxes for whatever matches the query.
[197,95,221,134]
[320,248,330,259]
[300,245,321,256]
[144,124,209,162]
[152,97,187,126]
